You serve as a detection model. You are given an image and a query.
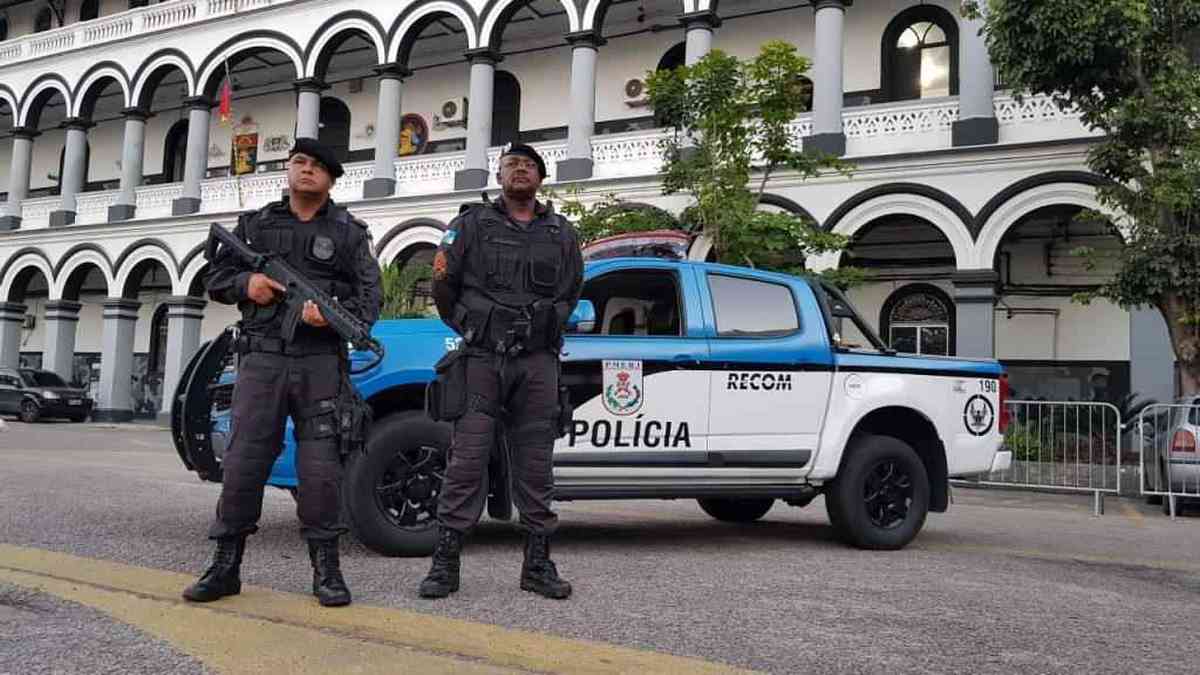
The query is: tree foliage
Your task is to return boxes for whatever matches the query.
[379,260,435,320]
[970,0,1200,392]
[644,41,855,279]
[546,188,681,245]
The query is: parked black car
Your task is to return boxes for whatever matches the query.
[0,368,93,423]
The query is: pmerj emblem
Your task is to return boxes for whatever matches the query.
[311,235,336,261]
[963,394,995,437]
[603,360,643,416]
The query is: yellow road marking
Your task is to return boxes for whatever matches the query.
[0,544,752,675]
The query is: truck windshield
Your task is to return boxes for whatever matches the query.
[811,281,891,353]
[20,370,67,387]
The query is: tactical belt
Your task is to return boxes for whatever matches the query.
[235,334,342,357]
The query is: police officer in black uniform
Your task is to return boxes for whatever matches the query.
[420,143,583,600]
[183,139,382,608]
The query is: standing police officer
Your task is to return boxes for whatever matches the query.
[421,143,583,600]
[184,139,382,608]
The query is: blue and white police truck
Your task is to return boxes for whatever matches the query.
[173,254,1011,557]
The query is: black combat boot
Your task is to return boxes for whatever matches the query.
[418,526,463,599]
[182,536,246,602]
[307,538,352,607]
[520,533,571,599]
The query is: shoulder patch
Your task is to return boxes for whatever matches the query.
[441,229,458,246]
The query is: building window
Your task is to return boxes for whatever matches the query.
[34,8,53,32]
[491,71,520,147]
[80,0,99,21]
[882,7,958,102]
[163,119,188,183]
[880,284,954,356]
[708,274,799,338]
[318,97,351,163]
[657,42,686,72]
[0,18,8,42]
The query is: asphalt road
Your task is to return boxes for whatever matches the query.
[1,420,1197,674]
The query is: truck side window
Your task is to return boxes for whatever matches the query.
[708,274,799,338]
[580,269,683,337]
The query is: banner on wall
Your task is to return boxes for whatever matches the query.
[232,123,259,176]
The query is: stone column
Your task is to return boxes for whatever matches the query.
[42,300,82,382]
[49,118,94,227]
[953,9,998,146]
[157,296,207,421]
[557,31,604,182]
[1131,306,1177,403]
[808,0,848,156]
[94,298,140,423]
[109,108,150,222]
[364,64,410,199]
[0,302,26,369]
[680,10,719,66]
[455,49,501,191]
[0,127,40,231]
[171,96,213,216]
[953,270,998,358]
[294,78,327,140]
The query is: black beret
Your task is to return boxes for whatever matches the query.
[289,138,344,179]
[499,143,547,178]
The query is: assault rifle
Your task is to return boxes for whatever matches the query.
[206,223,385,371]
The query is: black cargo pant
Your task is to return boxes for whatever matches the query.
[437,348,560,535]
[208,351,347,541]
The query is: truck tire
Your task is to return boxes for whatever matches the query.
[826,434,929,550]
[344,411,449,557]
[19,399,40,423]
[697,498,774,523]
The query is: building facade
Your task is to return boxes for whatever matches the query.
[0,0,1178,421]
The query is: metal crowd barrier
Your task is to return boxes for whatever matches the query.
[1138,403,1200,519]
[954,400,1123,516]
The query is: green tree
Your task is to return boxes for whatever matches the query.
[645,41,856,280]
[970,0,1200,392]
[545,187,682,246]
[379,261,435,320]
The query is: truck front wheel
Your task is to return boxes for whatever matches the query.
[344,411,449,557]
[826,434,929,550]
[697,498,774,523]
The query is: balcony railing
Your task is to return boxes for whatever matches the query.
[0,0,289,68]
[7,94,1094,230]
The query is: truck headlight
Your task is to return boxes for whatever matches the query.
[40,390,60,400]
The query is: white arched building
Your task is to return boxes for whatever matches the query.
[0,0,1176,421]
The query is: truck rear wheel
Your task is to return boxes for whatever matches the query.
[826,434,929,550]
[697,498,774,523]
[344,411,449,557]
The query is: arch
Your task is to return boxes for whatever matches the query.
[53,245,115,300]
[162,119,189,182]
[657,42,687,72]
[147,303,170,378]
[119,256,174,300]
[19,74,73,128]
[376,218,446,265]
[975,179,1122,269]
[583,0,692,34]
[816,189,975,271]
[0,84,17,124]
[131,50,197,108]
[759,193,816,224]
[305,12,388,79]
[389,2,479,64]
[479,0,580,50]
[0,249,55,304]
[196,32,305,101]
[878,283,956,356]
[881,4,959,102]
[72,63,132,119]
[114,239,179,290]
[179,255,211,297]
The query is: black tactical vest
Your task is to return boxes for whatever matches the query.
[237,201,362,338]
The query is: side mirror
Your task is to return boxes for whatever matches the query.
[567,300,596,333]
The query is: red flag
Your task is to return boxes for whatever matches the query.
[218,78,232,125]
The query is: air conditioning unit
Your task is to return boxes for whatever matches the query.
[435,97,468,127]
[22,315,35,330]
[623,78,649,108]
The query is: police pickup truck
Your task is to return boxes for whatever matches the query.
[173,257,1011,556]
